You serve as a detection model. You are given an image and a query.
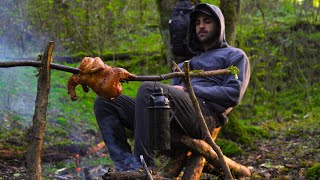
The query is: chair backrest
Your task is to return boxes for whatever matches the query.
[224,107,233,116]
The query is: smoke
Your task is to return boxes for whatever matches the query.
[0,45,38,128]
[0,0,56,127]
[0,67,37,127]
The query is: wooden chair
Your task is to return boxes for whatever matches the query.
[160,107,251,179]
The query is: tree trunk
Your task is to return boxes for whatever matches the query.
[220,0,240,46]
[156,0,200,65]
[156,0,177,65]
[25,41,54,180]
[220,0,241,46]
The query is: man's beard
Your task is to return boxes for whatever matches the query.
[197,30,216,45]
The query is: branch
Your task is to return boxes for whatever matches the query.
[0,60,79,74]
[0,60,233,81]
[172,61,182,72]
[182,61,233,179]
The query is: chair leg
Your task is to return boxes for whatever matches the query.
[159,151,188,178]
[182,155,206,180]
[182,127,221,180]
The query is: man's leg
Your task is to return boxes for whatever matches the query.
[94,95,141,171]
[133,82,216,166]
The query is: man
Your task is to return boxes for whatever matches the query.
[94,3,250,171]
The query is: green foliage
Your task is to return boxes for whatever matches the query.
[190,69,204,73]
[45,123,69,137]
[122,82,142,98]
[0,68,37,125]
[238,0,320,123]
[206,0,220,6]
[227,65,239,79]
[85,156,114,167]
[26,0,162,58]
[306,163,320,180]
[0,112,27,146]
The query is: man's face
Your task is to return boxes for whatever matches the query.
[195,13,217,48]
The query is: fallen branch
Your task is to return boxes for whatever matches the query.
[0,149,25,159]
[0,141,106,162]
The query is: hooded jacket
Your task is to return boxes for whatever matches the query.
[171,3,251,113]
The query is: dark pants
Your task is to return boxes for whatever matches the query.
[94,82,216,171]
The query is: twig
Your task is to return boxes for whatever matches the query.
[182,61,233,179]
[53,175,69,180]
[0,60,232,81]
[140,155,153,180]
[172,61,182,72]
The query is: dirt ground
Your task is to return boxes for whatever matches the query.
[233,127,320,179]
[0,120,319,179]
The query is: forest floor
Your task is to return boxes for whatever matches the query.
[232,119,320,179]
[0,118,319,179]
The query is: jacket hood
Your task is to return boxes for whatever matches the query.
[187,3,228,53]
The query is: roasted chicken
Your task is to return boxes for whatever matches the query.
[67,57,136,101]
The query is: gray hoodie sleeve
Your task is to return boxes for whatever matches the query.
[192,50,250,108]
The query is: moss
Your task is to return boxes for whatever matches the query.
[86,156,114,167]
[220,112,254,147]
[216,139,243,157]
[245,126,270,138]
[51,140,73,147]
[306,163,320,180]
[45,124,68,137]
[2,143,27,151]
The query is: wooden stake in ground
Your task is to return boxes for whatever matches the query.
[25,41,54,180]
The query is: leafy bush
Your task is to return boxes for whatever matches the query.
[306,163,320,180]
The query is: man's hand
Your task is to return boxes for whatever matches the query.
[172,85,185,91]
